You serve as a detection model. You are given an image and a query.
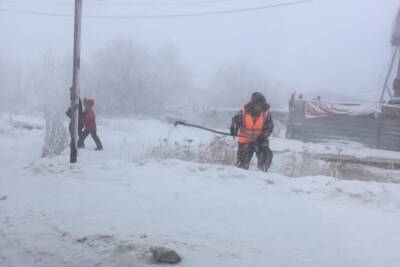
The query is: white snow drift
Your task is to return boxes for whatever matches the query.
[1,114,400,267]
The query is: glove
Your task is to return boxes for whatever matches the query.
[256,135,268,144]
[230,126,236,137]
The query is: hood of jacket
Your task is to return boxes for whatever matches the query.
[244,101,270,116]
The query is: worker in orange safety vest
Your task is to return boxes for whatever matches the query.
[230,92,274,172]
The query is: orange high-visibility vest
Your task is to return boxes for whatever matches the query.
[238,107,269,144]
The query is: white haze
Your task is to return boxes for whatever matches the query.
[0,0,399,113]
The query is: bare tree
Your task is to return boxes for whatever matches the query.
[83,38,192,116]
[207,62,289,109]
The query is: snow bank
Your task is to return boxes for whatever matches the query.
[271,137,400,160]
[4,156,400,267]
[1,114,400,266]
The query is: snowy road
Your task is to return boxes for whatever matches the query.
[1,116,400,267]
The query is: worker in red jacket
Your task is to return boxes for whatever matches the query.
[78,98,103,150]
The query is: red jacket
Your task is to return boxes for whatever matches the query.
[81,108,97,132]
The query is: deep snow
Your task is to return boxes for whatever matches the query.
[1,114,400,267]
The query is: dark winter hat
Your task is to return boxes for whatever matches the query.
[250,92,266,103]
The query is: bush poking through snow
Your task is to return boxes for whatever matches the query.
[279,151,334,177]
[147,138,196,162]
[198,136,236,165]
[147,136,237,166]
[146,136,372,180]
[42,112,68,157]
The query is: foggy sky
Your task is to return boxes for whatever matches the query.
[1,0,399,101]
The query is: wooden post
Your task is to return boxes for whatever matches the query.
[70,0,83,163]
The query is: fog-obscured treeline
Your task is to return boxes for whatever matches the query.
[0,38,290,116]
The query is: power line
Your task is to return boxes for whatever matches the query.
[3,0,236,7]
[95,0,235,6]
[87,0,236,7]
[0,0,313,19]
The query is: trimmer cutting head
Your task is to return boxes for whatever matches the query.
[174,121,184,127]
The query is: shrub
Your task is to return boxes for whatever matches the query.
[42,111,68,157]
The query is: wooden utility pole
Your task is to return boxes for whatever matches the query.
[70,0,83,163]
[379,47,397,102]
[392,7,400,98]
[379,6,400,102]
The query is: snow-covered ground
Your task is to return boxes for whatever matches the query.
[1,114,400,267]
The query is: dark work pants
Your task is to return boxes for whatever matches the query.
[78,130,103,149]
[236,141,273,172]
